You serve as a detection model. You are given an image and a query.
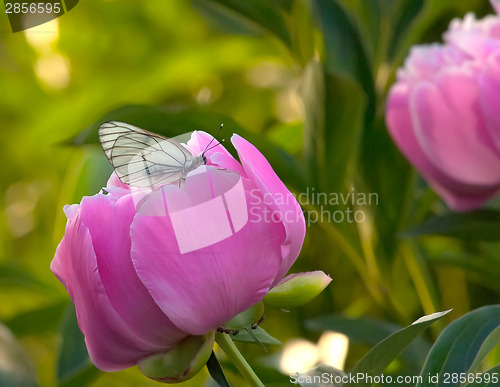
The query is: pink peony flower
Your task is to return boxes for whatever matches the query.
[51,131,308,371]
[386,0,500,211]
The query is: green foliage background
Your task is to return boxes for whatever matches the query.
[1,0,500,386]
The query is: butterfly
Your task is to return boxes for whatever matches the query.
[98,121,222,188]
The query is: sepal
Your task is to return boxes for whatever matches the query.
[138,331,215,383]
[223,301,265,331]
[264,271,331,308]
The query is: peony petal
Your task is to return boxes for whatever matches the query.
[492,0,500,15]
[398,44,469,83]
[106,172,130,190]
[386,8,500,210]
[478,51,500,153]
[387,83,500,210]
[445,15,500,62]
[187,131,245,175]
[450,33,500,62]
[51,208,167,371]
[411,71,500,185]
[131,169,284,335]
[50,205,80,298]
[105,172,152,200]
[231,134,305,286]
[79,193,187,347]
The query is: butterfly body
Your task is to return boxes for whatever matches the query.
[98,121,212,188]
[181,154,206,177]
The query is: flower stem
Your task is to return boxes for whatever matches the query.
[215,332,264,387]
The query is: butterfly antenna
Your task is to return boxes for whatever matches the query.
[202,124,224,156]
[204,139,225,153]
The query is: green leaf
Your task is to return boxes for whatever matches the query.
[307,314,404,343]
[194,0,292,47]
[5,301,68,337]
[312,0,374,97]
[71,105,222,145]
[57,305,100,387]
[358,118,415,260]
[388,0,424,61]
[206,352,230,387]
[273,0,294,13]
[321,71,365,197]
[391,0,475,68]
[418,306,500,387]
[267,122,303,155]
[426,253,500,290]
[300,60,366,196]
[0,322,37,387]
[62,149,113,205]
[72,104,307,191]
[192,0,269,37]
[401,210,500,241]
[0,263,55,293]
[344,310,450,387]
[338,0,399,64]
[288,0,315,66]
[307,314,431,373]
[231,326,281,346]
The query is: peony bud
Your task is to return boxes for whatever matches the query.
[386,2,500,211]
[264,271,332,309]
[51,131,307,372]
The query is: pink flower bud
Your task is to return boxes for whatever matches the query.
[386,4,500,210]
[51,131,308,371]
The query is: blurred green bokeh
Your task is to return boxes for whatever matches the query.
[1,0,499,386]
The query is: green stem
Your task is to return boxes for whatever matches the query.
[401,241,443,337]
[397,171,442,334]
[319,218,387,308]
[215,332,264,387]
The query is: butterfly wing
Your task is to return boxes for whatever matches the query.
[98,121,195,187]
[99,121,171,160]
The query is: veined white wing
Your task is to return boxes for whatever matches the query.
[98,121,181,161]
[98,121,204,188]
